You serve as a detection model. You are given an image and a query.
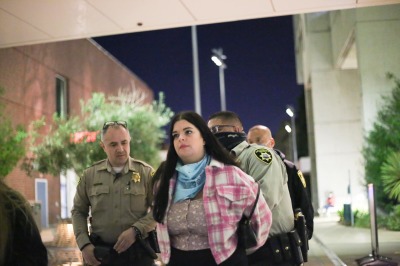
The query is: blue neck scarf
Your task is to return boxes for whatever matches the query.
[173,154,210,203]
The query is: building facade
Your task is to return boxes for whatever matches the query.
[294,4,400,213]
[0,38,153,227]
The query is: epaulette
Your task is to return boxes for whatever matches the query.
[130,158,154,169]
[90,159,107,167]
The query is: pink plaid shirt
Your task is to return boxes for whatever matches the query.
[156,159,272,264]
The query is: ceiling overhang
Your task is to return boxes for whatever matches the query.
[1,0,399,49]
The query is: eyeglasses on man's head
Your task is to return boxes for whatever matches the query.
[103,121,127,130]
[210,125,237,134]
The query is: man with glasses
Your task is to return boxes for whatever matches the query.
[208,111,302,266]
[72,121,156,266]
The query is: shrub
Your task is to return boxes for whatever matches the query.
[22,89,173,178]
[362,73,400,211]
[0,87,27,179]
[381,151,400,202]
[386,205,400,231]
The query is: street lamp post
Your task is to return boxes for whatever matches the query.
[286,106,298,165]
[211,48,227,111]
[284,124,293,163]
[191,26,201,115]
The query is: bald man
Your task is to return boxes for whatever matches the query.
[247,125,275,149]
[248,125,314,240]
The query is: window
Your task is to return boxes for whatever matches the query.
[35,179,48,228]
[56,75,68,118]
[60,169,78,219]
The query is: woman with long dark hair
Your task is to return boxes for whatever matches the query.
[153,111,272,265]
[0,179,48,265]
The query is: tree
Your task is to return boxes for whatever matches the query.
[0,87,27,179]
[22,88,173,178]
[363,73,400,210]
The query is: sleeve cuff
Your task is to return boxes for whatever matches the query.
[80,242,91,251]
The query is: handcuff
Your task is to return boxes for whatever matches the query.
[132,226,142,239]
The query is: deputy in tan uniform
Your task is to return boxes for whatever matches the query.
[247,125,314,240]
[208,112,300,266]
[71,121,156,266]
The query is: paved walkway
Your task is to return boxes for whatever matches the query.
[41,215,400,265]
[307,215,400,265]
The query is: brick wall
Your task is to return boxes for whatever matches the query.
[0,38,154,225]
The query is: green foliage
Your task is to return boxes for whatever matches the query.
[353,210,371,228]
[386,204,400,231]
[23,89,173,178]
[337,209,344,222]
[0,87,27,179]
[23,115,99,177]
[381,151,400,202]
[351,210,388,229]
[337,207,373,227]
[338,205,400,231]
[362,73,400,210]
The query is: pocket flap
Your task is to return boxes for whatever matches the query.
[90,186,109,196]
[215,185,250,202]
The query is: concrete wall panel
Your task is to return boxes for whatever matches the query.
[330,9,356,67]
[356,19,400,132]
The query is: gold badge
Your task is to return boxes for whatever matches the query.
[150,170,155,177]
[132,173,141,183]
[254,148,273,164]
[297,170,306,188]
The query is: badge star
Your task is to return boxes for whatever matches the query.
[261,151,271,161]
[132,173,141,183]
[255,148,273,164]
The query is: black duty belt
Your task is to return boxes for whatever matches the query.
[267,230,303,265]
[247,230,305,266]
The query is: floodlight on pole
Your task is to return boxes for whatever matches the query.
[286,105,298,164]
[211,48,227,111]
[286,108,294,117]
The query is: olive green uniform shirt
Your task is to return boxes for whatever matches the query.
[71,157,156,249]
[232,141,294,236]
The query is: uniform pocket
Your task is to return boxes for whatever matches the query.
[89,186,110,211]
[124,184,146,211]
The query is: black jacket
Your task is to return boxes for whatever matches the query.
[275,149,314,239]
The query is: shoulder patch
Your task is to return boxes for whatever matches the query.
[297,170,306,188]
[254,148,273,164]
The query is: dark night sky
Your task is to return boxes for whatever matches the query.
[93,15,303,136]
